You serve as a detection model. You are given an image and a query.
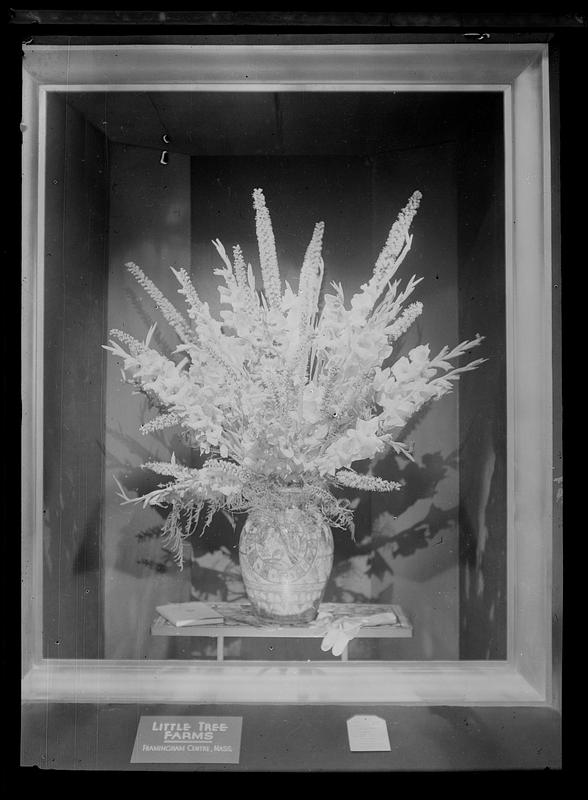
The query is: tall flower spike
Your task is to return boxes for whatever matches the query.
[140,411,181,434]
[232,244,263,322]
[252,188,282,310]
[347,191,421,326]
[232,244,248,288]
[107,328,147,354]
[298,221,325,322]
[373,190,422,286]
[320,365,339,415]
[291,221,325,375]
[387,301,423,341]
[126,262,192,342]
[334,469,402,492]
[170,267,205,321]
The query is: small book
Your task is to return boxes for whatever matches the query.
[156,602,224,627]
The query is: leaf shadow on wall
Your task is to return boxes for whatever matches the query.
[323,447,460,604]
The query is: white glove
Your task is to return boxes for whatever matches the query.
[319,611,399,656]
[320,617,364,656]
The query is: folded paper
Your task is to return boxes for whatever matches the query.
[156,602,224,627]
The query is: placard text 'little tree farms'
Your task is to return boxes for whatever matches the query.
[131,716,242,763]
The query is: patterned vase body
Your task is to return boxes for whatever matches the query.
[239,498,334,624]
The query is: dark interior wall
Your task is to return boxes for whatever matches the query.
[104,143,193,660]
[43,93,109,659]
[457,96,506,659]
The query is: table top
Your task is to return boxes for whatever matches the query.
[151,602,412,638]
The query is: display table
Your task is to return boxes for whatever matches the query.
[151,602,412,661]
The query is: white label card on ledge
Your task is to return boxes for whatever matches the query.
[346,715,391,752]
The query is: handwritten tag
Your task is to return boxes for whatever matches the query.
[131,716,242,763]
[346,715,391,752]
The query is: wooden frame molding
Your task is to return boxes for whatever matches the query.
[21,42,556,705]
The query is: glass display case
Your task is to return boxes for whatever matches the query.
[21,41,559,706]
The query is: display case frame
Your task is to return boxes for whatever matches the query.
[21,41,559,705]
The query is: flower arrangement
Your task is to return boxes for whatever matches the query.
[105,188,485,570]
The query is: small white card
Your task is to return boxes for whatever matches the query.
[346,715,391,752]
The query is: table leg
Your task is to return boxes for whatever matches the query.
[217,636,224,662]
[340,645,348,661]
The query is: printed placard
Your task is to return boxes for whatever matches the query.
[346,715,391,752]
[131,716,242,763]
